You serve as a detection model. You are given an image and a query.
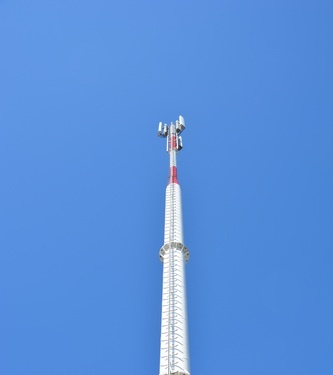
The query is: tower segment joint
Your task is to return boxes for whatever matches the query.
[159,242,190,263]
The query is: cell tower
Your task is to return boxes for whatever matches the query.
[157,116,190,375]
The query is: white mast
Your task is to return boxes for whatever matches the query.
[157,116,190,375]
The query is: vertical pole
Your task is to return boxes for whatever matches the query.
[157,118,190,375]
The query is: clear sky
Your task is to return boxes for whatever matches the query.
[1,1,332,374]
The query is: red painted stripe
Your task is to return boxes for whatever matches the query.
[170,136,177,149]
[169,166,179,184]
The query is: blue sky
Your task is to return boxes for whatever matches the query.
[1,1,332,374]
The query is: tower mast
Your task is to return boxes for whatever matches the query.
[157,116,190,375]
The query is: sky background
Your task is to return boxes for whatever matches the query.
[1,1,332,374]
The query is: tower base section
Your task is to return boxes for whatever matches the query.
[160,372,190,375]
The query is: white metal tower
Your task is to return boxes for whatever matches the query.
[157,116,190,375]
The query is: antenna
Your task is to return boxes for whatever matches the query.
[157,116,190,375]
[157,115,185,153]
